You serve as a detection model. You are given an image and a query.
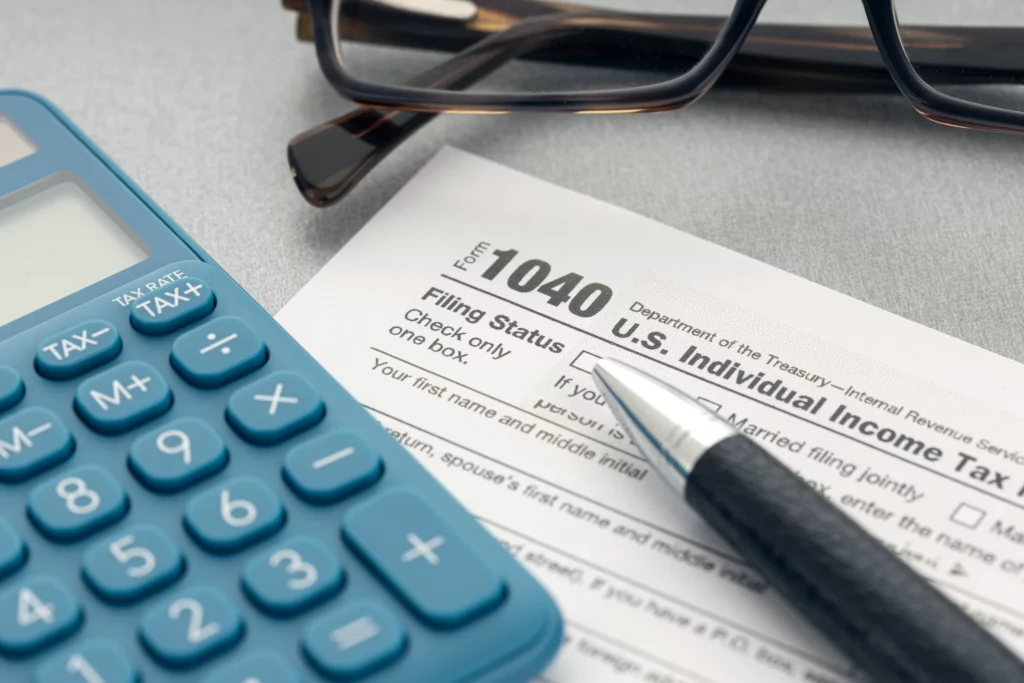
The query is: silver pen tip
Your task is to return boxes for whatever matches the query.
[592,359,736,493]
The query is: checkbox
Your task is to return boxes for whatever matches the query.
[697,397,722,413]
[570,351,602,374]
[950,503,986,530]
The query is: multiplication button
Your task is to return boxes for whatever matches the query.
[343,490,505,627]
[171,317,267,388]
[36,320,121,380]
[227,371,324,445]
[284,431,382,503]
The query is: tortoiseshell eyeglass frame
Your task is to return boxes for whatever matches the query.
[284,0,1024,207]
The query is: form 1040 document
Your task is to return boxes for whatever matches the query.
[278,148,1024,683]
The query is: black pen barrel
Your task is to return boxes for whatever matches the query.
[685,435,1024,683]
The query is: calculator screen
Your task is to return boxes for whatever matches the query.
[0,174,149,327]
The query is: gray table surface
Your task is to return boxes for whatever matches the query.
[2,0,1024,364]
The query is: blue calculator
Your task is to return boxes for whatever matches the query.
[0,91,562,682]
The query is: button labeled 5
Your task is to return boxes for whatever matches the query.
[129,418,227,492]
[29,466,128,541]
[83,526,184,603]
[185,477,284,553]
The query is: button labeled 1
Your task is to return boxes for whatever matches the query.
[0,407,73,482]
[36,639,138,683]
[0,576,82,656]
[171,317,267,388]
[343,490,505,627]
[185,478,284,553]
[129,419,227,492]
[29,466,128,542]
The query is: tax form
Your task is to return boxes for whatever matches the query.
[278,148,1024,683]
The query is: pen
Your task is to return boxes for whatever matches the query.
[592,358,1024,683]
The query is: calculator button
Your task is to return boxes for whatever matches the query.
[140,585,243,668]
[0,366,24,413]
[82,526,184,603]
[184,477,285,553]
[303,600,406,679]
[74,361,172,434]
[130,278,215,336]
[343,490,505,627]
[28,465,128,541]
[227,372,324,445]
[284,431,382,504]
[0,518,26,580]
[242,537,344,616]
[203,651,300,683]
[171,317,268,388]
[0,576,82,656]
[36,639,138,683]
[129,418,228,492]
[36,320,122,381]
[0,408,73,482]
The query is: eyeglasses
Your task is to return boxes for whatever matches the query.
[283,0,1024,207]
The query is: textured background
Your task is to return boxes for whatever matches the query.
[2,0,1024,361]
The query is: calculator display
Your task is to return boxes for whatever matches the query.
[0,175,149,327]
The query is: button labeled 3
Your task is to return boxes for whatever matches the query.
[243,536,344,615]
[36,320,122,380]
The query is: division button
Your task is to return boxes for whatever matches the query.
[74,361,172,434]
[303,601,406,679]
[171,317,267,388]
[343,489,505,627]
[35,320,122,380]
[0,366,24,413]
[0,407,74,482]
[130,278,215,336]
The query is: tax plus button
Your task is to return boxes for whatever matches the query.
[130,278,215,336]
[75,361,172,434]
[171,317,267,388]
[36,320,122,380]
[227,372,324,445]
[343,490,505,627]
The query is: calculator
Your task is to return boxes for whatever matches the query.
[0,91,562,683]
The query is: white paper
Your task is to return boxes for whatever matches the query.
[278,148,1024,683]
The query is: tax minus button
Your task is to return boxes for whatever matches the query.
[36,320,122,380]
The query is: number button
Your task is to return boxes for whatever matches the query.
[82,526,184,603]
[303,601,406,679]
[171,317,267,388]
[0,576,81,656]
[74,361,172,435]
[227,372,324,445]
[0,366,24,413]
[243,537,344,616]
[130,278,215,336]
[129,419,227,492]
[36,320,122,381]
[36,639,138,683]
[0,518,25,580]
[344,490,505,627]
[203,651,300,683]
[28,466,128,541]
[0,407,73,482]
[140,586,243,668]
[184,477,284,553]
[284,431,382,504]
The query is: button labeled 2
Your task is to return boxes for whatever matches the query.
[185,477,284,553]
[140,586,243,668]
